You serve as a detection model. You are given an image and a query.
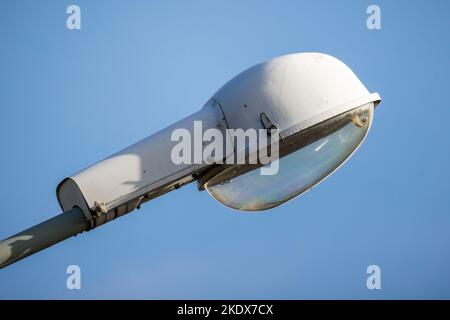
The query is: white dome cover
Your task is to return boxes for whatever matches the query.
[212,52,380,139]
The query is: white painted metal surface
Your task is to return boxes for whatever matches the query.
[57,52,380,226]
[1,52,382,269]
[57,104,230,226]
[213,53,380,147]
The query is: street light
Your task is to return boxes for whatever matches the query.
[0,52,381,269]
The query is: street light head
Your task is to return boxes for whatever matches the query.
[57,53,380,227]
[1,52,382,269]
[199,53,380,210]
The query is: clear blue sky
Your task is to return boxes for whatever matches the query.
[0,0,449,299]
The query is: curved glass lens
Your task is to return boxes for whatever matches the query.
[205,104,374,211]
